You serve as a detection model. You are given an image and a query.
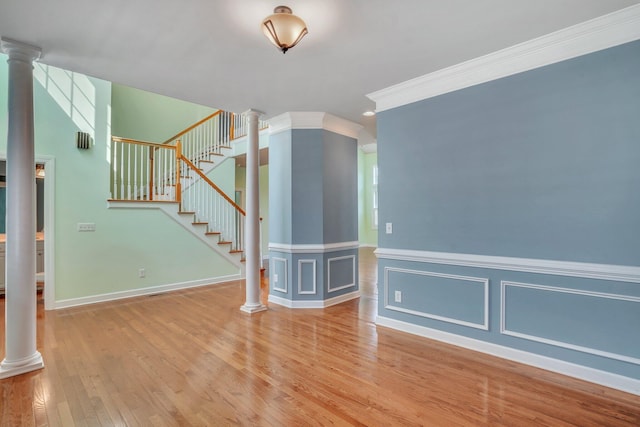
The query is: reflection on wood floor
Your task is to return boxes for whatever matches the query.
[1,247,639,425]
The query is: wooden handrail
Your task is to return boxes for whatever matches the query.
[180,155,246,216]
[162,110,224,144]
[112,136,174,149]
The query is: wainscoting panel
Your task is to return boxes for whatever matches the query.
[384,267,489,330]
[501,281,640,365]
[298,259,317,295]
[327,255,356,293]
[272,257,288,293]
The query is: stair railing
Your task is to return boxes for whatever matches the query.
[179,156,246,253]
[110,137,181,201]
[162,110,232,164]
[110,136,246,253]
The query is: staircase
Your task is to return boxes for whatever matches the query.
[108,110,267,267]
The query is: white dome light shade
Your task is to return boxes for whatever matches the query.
[262,6,308,54]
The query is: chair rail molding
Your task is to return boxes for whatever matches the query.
[375,248,640,284]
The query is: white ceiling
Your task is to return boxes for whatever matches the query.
[1,0,639,127]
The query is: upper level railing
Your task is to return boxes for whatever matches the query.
[110,137,180,202]
[161,110,269,166]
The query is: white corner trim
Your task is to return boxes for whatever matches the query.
[268,290,360,309]
[374,247,640,284]
[54,274,242,310]
[269,241,360,254]
[376,316,640,396]
[267,112,362,139]
[367,4,640,112]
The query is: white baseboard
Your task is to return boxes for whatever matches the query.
[359,244,377,248]
[268,290,361,309]
[376,316,640,396]
[54,274,242,310]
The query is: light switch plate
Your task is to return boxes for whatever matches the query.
[77,223,96,232]
[385,222,393,234]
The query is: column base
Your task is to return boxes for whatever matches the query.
[0,351,44,379]
[240,303,268,314]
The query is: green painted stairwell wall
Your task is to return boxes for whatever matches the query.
[0,57,239,306]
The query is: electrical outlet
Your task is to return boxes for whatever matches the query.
[77,222,96,232]
[138,268,145,278]
[273,273,279,283]
[386,222,393,234]
[394,290,402,303]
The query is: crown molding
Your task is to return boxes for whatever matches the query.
[268,112,362,139]
[359,142,377,154]
[367,4,640,112]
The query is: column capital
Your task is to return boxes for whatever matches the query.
[243,109,265,119]
[1,37,42,63]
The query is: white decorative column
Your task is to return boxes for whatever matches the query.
[0,37,44,378]
[240,109,267,314]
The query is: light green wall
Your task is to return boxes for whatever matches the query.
[235,164,269,257]
[0,56,238,302]
[358,149,378,247]
[111,83,217,142]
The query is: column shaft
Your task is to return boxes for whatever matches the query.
[0,38,44,378]
[240,110,267,314]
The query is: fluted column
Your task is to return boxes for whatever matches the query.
[240,110,267,314]
[0,37,44,378]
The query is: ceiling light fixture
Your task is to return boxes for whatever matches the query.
[363,111,376,117]
[261,6,308,54]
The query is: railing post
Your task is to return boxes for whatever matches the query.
[176,140,182,204]
[230,112,235,140]
[149,147,155,201]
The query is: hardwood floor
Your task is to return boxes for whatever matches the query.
[1,247,639,426]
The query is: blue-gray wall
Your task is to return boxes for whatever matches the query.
[269,127,359,302]
[269,128,358,246]
[377,40,640,380]
[379,41,640,265]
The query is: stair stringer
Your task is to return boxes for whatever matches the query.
[107,200,246,273]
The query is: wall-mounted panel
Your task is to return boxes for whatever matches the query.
[501,281,640,364]
[298,259,317,295]
[384,267,489,330]
[327,255,356,293]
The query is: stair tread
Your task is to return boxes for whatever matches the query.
[198,160,215,164]
[178,211,196,215]
[218,241,232,245]
[220,145,232,149]
[205,231,221,235]
[209,152,224,157]
[229,250,243,254]
[192,222,208,225]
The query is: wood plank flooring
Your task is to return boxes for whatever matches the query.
[1,248,640,426]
